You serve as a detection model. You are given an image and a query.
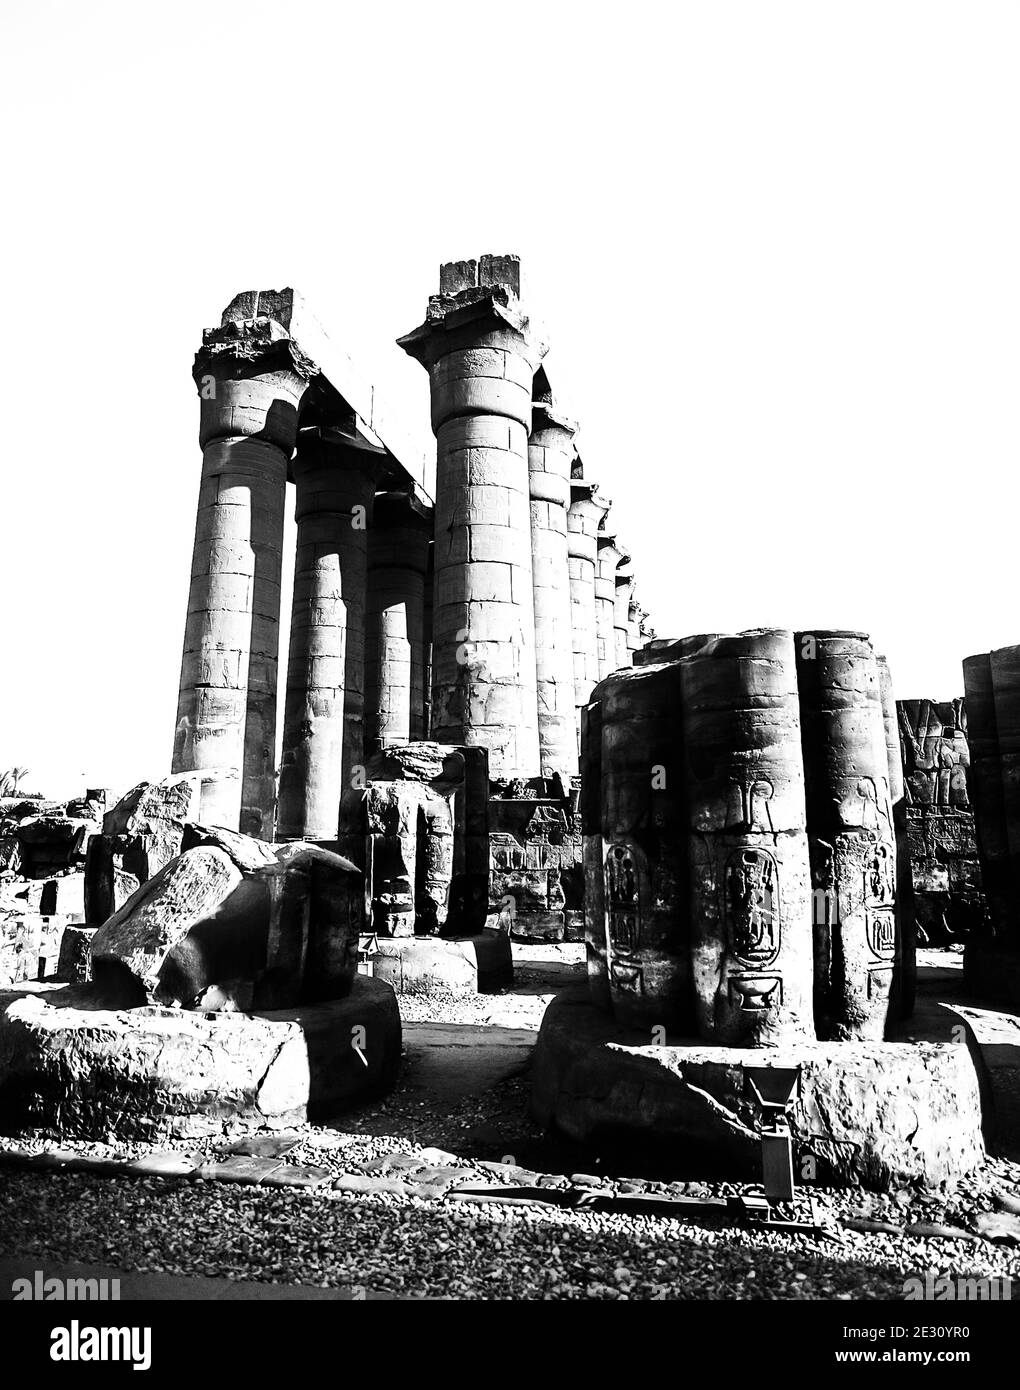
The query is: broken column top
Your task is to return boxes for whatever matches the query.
[439,253,522,300]
[399,253,548,369]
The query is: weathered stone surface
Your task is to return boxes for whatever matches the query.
[682,631,814,1044]
[796,632,897,1040]
[277,433,380,841]
[0,976,400,1140]
[897,696,982,947]
[368,933,511,997]
[339,741,488,940]
[89,847,248,1006]
[878,657,917,1019]
[38,874,85,918]
[400,264,545,779]
[528,395,579,778]
[531,986,984,1189]
[103,778,199,837]
[973,1211,1020,1243]
[365,491,431,750]
[56,924,96,984]
[179,822,278,872]
[261,843,362,1006]
[16,817,94,878]
[590,661,691,1031]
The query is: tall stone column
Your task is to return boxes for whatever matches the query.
[614,571,635,670]
[963,651,1013,940]
[680,630,814,1045]
[364,492,431,750]
[528,402,579,778]
[173,323,311,836]
[276,429,378,842]
[877,654,916,1018]
[595,535,629,682]
[796,632,897,1041]
[399,256,545,779]
[567,482,609,733]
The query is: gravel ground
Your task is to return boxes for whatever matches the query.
[2,1163,1019,1300]
[2,942,1019,1299]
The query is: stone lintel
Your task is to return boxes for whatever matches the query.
[371,488,433,531]
[208,288,429,496]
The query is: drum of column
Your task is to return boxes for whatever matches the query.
[796,632,897,1040]
[681,630,814,1045]
[597,661,693,1033]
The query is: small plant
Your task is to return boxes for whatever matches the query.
[0,767,30,797]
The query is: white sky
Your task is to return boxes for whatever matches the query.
[2,1,1018,799]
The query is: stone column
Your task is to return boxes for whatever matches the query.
[796,632,897,1041]
[626,598,642,659]
[990,646,1020,945]
[567,482,610,732]
[877,654,917,1019]
[595,535,629,682]
[680,629,814,1045]
[528,402,579,778]
[276,429,378,842]
[598,661,692,1032]
[173,323,311,836]
[614,571,635,671]
[399,257,545,779]
[364,492,431,751]
[580,699,609,1010]
[963,651,1013,941]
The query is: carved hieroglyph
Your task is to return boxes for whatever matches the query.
[681,630,815,1045]
[796,632,898,1041]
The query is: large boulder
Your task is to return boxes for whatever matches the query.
[89,847,252,1006]
[84,775,203,925]
[261,844,363,1007]
[89,833,364,1010]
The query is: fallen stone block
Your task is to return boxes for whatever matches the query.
[198,1155,284,1184]
[89,847,261,1006]
[103,778,199,837]
[259,1164,333,1189]
[126,1151,203,1178]
[972,1211,1020,1244]
[39,875,85,918]
[55,924,95,984]
[180,823,279,872]
[905,1221,981,1242]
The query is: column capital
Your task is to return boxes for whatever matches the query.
[569,482,611,531]
[531,401,578,442]
[398,260,548,437]
[291,426,385,521]
[193,317,320,385]
[193,319,316,452]
[597,533,631,572]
